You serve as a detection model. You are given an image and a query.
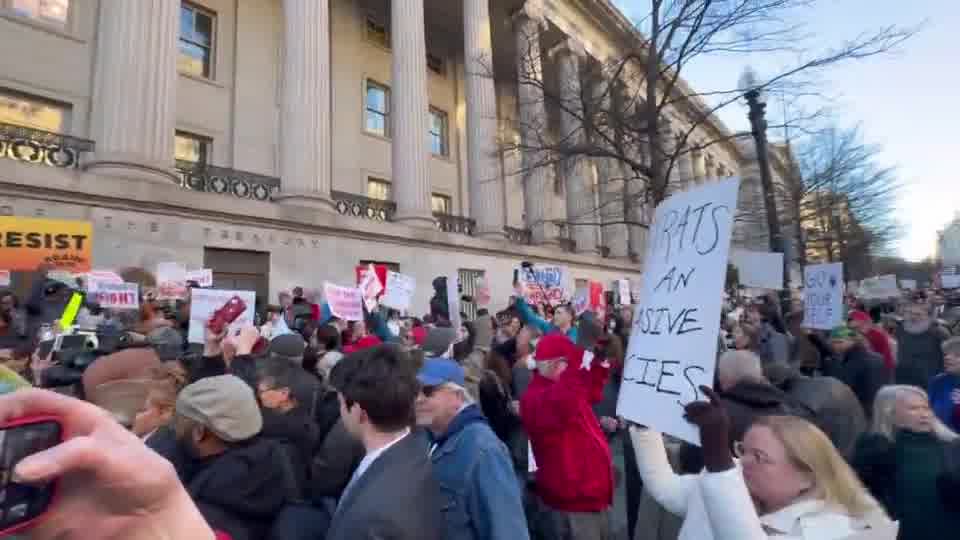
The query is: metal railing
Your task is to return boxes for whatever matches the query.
[504,226,533,245]
[331,190,396,222]
[175,160,280,202]
[0,122,95,168]
[435,213,475,236]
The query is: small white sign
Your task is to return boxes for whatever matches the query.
[157,262,188,300]
[617,178,741,445]
[730,249,784,290]
[0,270,9,287]
[859,275,899,299]
[188,288,257,344]
[447,275,461,330]
[358,264,383,312]
[900,279,917,291]
[323,282,364,321]
[618,279,632,305]
[186,269,214,288]
[802,263,844,330]
[87,280,139,310]
[382,271,416,311]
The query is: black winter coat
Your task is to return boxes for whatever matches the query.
[822,345,889,417]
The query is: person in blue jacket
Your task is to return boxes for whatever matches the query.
[512,288,578,342]
[928,337,960,431]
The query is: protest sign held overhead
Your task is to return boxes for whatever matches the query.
[156,262,188,300]
[859,275,899,299]
[186,269,213,288]
[324,282,364,321]
[516,264,571,306]
[359,264,384,311]
[617,178,740,445]
[446,275,461,330]
[87,280,139,310]
[729,249,784,290]
[618,279,632,305]
[382,271,415,311]
[900,278,917,290]
[0,271,9,287]
[803,263,844,330]
[188,288,257,343]
[0,217,92,272]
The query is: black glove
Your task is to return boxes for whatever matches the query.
[683,386,734,473]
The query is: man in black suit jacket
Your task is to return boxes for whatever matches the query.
[324,344,445,540]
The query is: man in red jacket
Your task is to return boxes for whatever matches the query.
[520,332,613,540]
[849,310,895,374]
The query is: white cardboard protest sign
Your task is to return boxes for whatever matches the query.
[87,280,139,310]
[516,264,571,306]
[730,249,784,290]
[943,274,960,289]
[188,288,257,344]
[616,178,741,445]
[446,275,461,330]
[0,271,9,287]
[323,282,363,321]
[157,262,188,300]
[900,279,917,291]
[859,275,899,299]
[382,271,415,311]
[358,264,383,312]
[618,279,632,305]
[802,263,844,330]
[186,269,213,288]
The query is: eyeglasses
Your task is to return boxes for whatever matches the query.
[733,441,777,467]
[420,385,440,398]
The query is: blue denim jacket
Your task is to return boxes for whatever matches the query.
[429,404,530,540]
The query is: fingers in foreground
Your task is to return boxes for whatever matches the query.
[0,389,105,434]
[14,435,104,482]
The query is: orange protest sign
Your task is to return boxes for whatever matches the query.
[0,217,93,272]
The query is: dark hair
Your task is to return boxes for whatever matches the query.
[453,321,476,362]
[485,349,512,388]
[316,324,341,352]
[258,362,316,410]
[328,344,418,432]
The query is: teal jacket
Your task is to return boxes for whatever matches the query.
[514,297,578,342]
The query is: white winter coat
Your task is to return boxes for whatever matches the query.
[629,427,897,540]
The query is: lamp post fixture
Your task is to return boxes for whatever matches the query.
[740,67,792,315]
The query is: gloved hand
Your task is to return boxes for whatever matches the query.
[683,385,734,472]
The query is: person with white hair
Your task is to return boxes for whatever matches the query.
[850,385,960,539]
[415,358,528,540]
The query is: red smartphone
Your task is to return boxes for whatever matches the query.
[0,415,63,536]
[207,296,247,335]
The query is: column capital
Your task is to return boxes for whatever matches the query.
[511,0,547,27]
[547,37,587,61]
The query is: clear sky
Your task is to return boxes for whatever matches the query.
[613,0,959,261]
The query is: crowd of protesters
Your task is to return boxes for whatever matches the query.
[1,264,959,540]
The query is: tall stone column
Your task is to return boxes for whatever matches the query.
[273,0,334,210]
[390,0,434,226]
[513,3,556,244]
[86,0,179,183]
[464,0,505,238]
[550,38,599,254]
[674,143,695,193]
[593,79,628,258]
[692,148,706,184]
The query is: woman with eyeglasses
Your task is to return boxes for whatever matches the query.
[629,386,894,540]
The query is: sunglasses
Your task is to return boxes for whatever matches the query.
[420,384,443,398]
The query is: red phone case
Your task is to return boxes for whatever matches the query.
[0,415,63,537]
[208,296,247,335]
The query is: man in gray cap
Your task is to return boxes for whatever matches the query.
[171,374,291,540]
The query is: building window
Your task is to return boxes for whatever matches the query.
[364,13,389,49]
[178,2,215,78]
[366,177,391,201]
[429,108,448,157]
[175,131,211,164]
[431,194,451,215]
[458,269,485,321]
[426,53,446,76]
[365,80,390,137]
[7,0,69,26]
[0,90,68,132]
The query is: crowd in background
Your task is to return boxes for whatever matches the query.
[1,265,959,540]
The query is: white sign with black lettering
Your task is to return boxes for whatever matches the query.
[616,178,740,445]
[802,263,844,330]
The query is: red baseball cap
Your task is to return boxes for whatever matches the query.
[534,334,575,362]
[411,326,427,346]
[848,310,871,323]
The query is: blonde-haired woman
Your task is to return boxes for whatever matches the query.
[851,385,960,540]
[630,386,894,540]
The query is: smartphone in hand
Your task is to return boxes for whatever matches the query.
[0,416,63,536]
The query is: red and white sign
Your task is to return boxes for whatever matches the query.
[324,282,364,321]
[157,262,188,300]
[187,269,214,288]
[358,264,384,312]
[87,281,139,310]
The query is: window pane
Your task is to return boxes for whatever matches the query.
[367,180,390,201]
[431,195,450,214]
[38,0,68,23]
[180,6,194,41]
[178,41,208,77]
[366,86,386,113]
[365,112,385,137]
[174,133,209,164]
[11,0,39,18]
[0,92,66,132]
[194,11,213,46]
[430,134,442,155]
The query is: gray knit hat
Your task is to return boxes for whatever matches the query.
[176,375,262,442]
[422,327,456,357]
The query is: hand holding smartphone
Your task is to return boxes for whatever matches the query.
[207,296,247,336]
[0,416,62,536]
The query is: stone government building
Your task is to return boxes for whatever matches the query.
[0,0,789,312]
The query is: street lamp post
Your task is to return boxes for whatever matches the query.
[740,68,792,315]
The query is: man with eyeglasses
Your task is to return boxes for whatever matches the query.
[520,329,613,540]
[415,358,529,540]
